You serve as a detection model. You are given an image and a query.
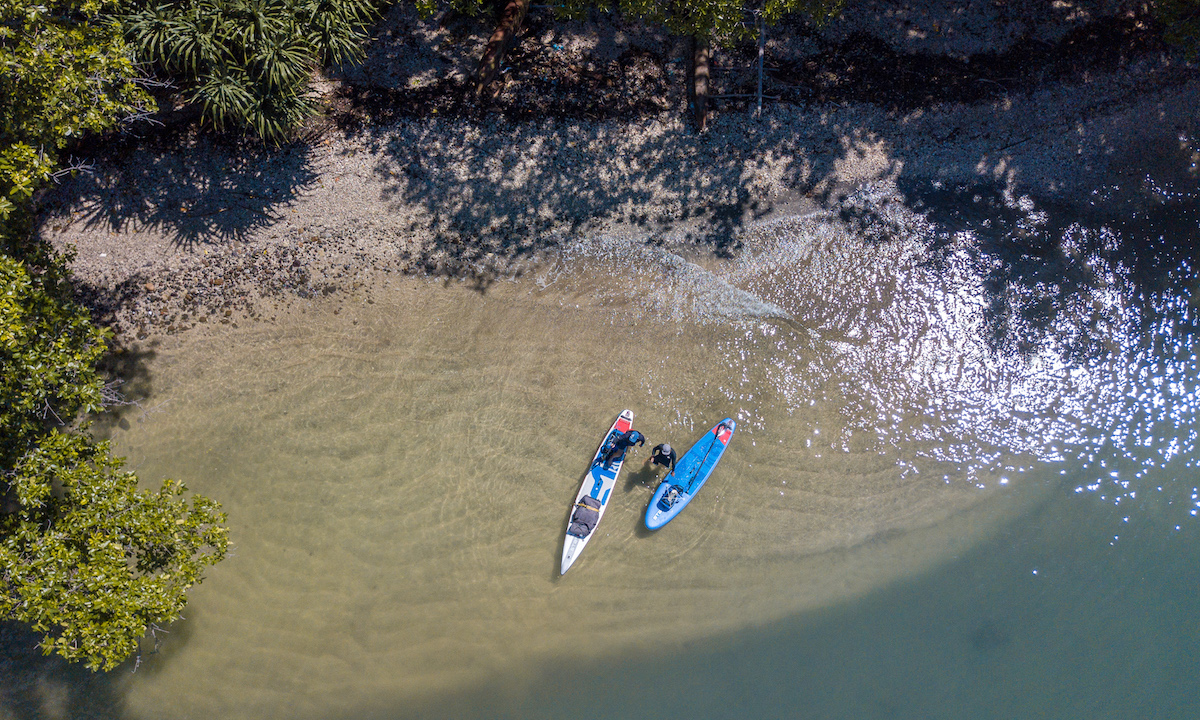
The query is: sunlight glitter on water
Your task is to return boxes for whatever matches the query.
[547,181,1200,532]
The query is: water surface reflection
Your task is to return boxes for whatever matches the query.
[6,167,1200,718]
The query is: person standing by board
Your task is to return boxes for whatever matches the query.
[599,429,645,467]
[649,442,677,472]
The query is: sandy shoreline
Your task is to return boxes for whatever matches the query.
[35,3,1199,341]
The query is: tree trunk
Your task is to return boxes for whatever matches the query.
[692,36,710,132]
[472,0,531,98]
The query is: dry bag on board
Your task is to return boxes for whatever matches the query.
[568,496,602,537]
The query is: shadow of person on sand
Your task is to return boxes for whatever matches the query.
[624,461,662,493]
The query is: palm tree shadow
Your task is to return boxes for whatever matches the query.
[335,1,1179,295]
[353,104,833,278]
[44,136,319,250]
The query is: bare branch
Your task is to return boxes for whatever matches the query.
[120,110,165,128]
[48,159,96,183]
[131,74,176,90]
[101,378,139,409]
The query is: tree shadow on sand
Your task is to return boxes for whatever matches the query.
[88,342,159,440]
[0,622,124,720]
[0,608,202,719]
[35,0,1194,359]
[337,2,1189,314]
[763,10,1167,112]
[42,137,320,249]
[350,112,836,282]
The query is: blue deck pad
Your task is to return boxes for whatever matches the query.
[678,435,722,491]
[589,463,617,499]
[562,409,635,576]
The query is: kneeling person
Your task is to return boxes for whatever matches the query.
[600,429,645,467]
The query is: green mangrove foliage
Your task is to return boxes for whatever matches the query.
[0,252,109,465]
[123,0,381,141]
[1,431,230,672]
[595,0,843,41]
[0,0,151,226]
[1,255,230,672]
[0,0,229,675]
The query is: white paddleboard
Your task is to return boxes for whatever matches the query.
[560,409,635,575]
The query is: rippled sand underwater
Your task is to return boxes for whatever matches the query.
[90,186,1200,719]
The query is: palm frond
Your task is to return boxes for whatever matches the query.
[192,65,256,131]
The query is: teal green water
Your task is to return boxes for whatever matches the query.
[3,177,1199,719]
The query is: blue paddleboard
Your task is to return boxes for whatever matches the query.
[644,418,736,530]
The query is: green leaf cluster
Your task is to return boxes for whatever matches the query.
[123,0,381,141]
[0,252,109,465]
[0,0,151,222]
[1,430,229,671]
[1,0,230,676]
[598,0,842,41]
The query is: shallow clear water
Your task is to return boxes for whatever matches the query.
[4,172,1200,719]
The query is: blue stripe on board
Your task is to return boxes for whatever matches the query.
[587,427,622,498]
[590,464,616,496]
[602,488,611,505]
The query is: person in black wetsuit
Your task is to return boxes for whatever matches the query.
[649,442,677,471]
[599,429,645,467]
